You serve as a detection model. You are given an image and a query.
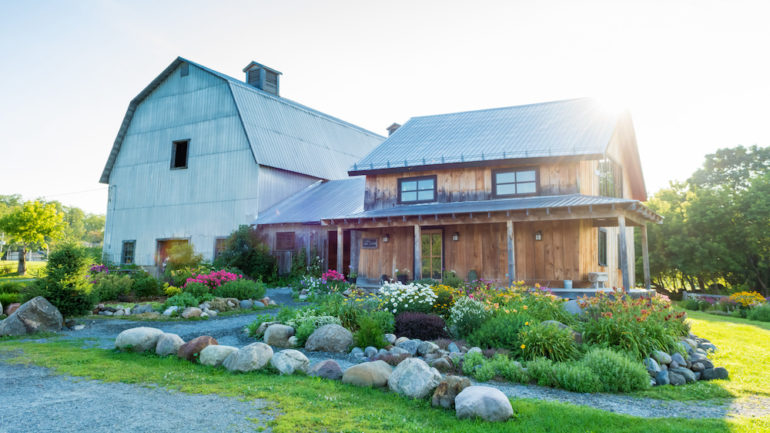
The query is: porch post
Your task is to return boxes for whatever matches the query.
[414,224,422,280]
[618,214,630,289]
[337,227,343,274]
[507,220,516,286]
[350,230,360,278]
[641,224,651,290]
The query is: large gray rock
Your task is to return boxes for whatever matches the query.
[131,304,154,315]
[388,358,442,399]
[270,349,310,375]
[455,386,513,422]
[181,307,202,319]
[305,324,353,353]
[396,339,421,356]
[669,372,686,386]
[417,341,440,356]
[670,367,696,383]
[651,350,672,365]
[701,367,729,381]
[0,297,64,337]
[655,370,670,386]
[563,299,584,316]
[199,345,239,367]
[223,342,274,372]
[671,352,687,366]
[432,375,471,409]
[308,359,343,380]
[115,327,164,352]
[342,360,393,388]
[263,324,295,348]
[155,333,185,356]
[644,357,661,376]
[255,321,280,338]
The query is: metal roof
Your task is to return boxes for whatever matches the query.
[333,194,661,222]
[350,98,617,174]
[101,57,384,184]
[255,177,366,225]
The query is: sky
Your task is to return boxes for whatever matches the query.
[1,0,768,215]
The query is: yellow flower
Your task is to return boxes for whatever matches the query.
[525,321,529,326]
[523,305,528,310]
[520,344,526,349]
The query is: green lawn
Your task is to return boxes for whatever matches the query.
[0,260,46,281]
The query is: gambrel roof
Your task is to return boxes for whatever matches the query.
[100,57,384,184]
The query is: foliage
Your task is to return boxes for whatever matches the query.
[215,278,266,300]
[462,352,529,383]
[184,269,242,290]
[431,284,463,319]
[525,357,558,387]
[33,244,95,317]
[442,270,465,288]
[378,282,437,315]
[747,304,770,322]
[131,270,162,298]
[448,296,490,338]
[467,312,531,354]
[162,292,199,309]
[163,283,182,297]
[581,348,650,393]
[0,280,26,294]
[519,321,580,362]
[181,281,211,299]
[246,314,276,338]
[728,291,766,308]
[165,243,204,271]
[0,292,22,306]
[0,200,65,274]
[394,312,449,340]
[213,225,277,282]
[367,310,395,334]
[354,314,389,349]
[91,273,133,302]
[551,362,603,393]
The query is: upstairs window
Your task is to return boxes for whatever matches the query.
[171,140,189,169]
[599,158,623,198]
[122,240,136,265]
[493,168,538,197]
[598,228,607,267]
[398,175,436,204]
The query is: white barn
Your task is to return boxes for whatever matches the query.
[100,57,383,270]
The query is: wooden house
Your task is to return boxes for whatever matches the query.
[99,57,383,270]
[257,98,661,289]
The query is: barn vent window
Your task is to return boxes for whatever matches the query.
[122,240,136,265]
[276,232,296,251]
[398,175,436,204]
[598,228,607,267]
[171,140,189,169]
[493,168,538,197]
[180,63,189,77]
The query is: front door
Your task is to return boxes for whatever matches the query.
[421,230,443,280]
[156,239,188,267]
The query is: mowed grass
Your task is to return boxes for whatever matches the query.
[0,339,768,433]
[0,260,46,281]
[634,310,770,401]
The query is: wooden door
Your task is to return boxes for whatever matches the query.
[421,230,443,280]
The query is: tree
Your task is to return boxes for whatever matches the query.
[0,201,65,275]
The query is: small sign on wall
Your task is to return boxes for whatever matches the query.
[362,238,378,249]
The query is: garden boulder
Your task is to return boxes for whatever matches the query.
[342,360,392,388]
[131,304,154,315]
[181,307,202,319]
[388,358,442,399]
[670,366,696,383]
[651,350,672,365]
[396,339,421,356]
[263,324,295,348]
[455,386,513,422]
[223,342,273,372]
[0,297,63,337]
[177,335,218,361]
[5,303,21,316]
[432,375,471,409]
[270,349,310,375]
[155,333,185,356]
[199,345,239,367]
[255,321,281,338]
[308,360,343,380]
[701,367,729,381]
[115,327,164,352]
[305,324,353,353]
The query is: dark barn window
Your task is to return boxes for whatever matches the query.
[171,140,189,169]
[180,63,189,77]
[493,168,538,197]
[276,232,296,251]
[214,238,227,260]
[122,240,136,265]
[598,228,607,267]
[398,175,436,204]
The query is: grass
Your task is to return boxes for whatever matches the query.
[0,260,46,281]
[0,338,767,433]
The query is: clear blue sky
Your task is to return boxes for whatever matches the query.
[1,0,768,214]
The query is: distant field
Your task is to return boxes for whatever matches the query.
[0,260,46,280]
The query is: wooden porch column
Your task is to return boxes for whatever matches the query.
[618,214,630,289]
[641,224,651,290]
[350,230,360,278]
[507,220,516,286]
[414,224,422,280]
[336,227,343,274]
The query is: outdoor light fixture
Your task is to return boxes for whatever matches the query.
[535,231,543,241]
[383,234,390,243]
[452,232,460,241]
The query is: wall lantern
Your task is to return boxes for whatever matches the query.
[383,234,390,243]
[452,232,460,241]
[535,231,543,241]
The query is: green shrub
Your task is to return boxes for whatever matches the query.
[163,292,199,309]
[508,291,576,326]
[526,357,558,387]
[35,244,96,317]
[461,351,485,376]
[131,270,162,298]
[467,354,529,383]
[682,298,701,311]
[519,321,579,362]
[467,313,530,353]
[92,273,133,302]
[748,304,770,322]
[165,243,204,271]
[368,310,395,334]
[276,306,299,324]
[581,347,650,393]
[442,271,465,288]
[354,314,388,349]
[448,297,490,338]
[182,282,211,299]
[295,321,317,346]
[0,281,25,294]
[215,278,266,300]
[551,363,602,393]
[0,292,22,306]
[213,225,277,282]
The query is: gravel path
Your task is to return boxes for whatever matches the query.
[0,356,272,433]
[6,286,770,421]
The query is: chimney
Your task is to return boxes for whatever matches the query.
[386,123,401,136]
[243,61,282,96]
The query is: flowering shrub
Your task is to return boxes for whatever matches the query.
[89,264,109,275]
[184,269,242,290]
[729,291,766,308]
[164,283,182,297]
[466,313,530,353]
[431,284,464,318]
[378,282,437,315]
[448,296,490,337]
[322,269,346,282]
[519,321,579,362]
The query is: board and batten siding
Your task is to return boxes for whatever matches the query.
[104,63,260,266]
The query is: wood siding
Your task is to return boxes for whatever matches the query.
[258,224,329,274]
[357,227,415,281]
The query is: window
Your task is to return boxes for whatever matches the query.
[214,238,227,260]
[493,168,538,197]
[180,63,189,77]
[171,140,189,169]
[276,232,296,251]
[398,175,436,204]
[122,240,136,265]
[598,228,607,267]
[598,158,623,198]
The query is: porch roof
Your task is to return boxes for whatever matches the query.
[324,193,662,226]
